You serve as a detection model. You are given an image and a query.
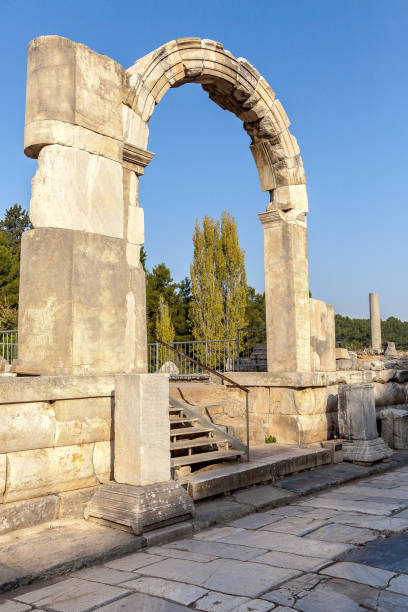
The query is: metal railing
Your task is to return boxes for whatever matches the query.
[148,326,267,374]
[0,329,18,363]
[236,326,267,372]
[147,338,238,375]
[2,326,267,371]
[156,338,250,461]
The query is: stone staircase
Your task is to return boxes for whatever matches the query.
[169,398,245,476]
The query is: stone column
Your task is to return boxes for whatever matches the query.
[338,383,392,463]
[85,373,194,534]
[369,293,382,354]
[18,36,150,375]
[259,210,311,372]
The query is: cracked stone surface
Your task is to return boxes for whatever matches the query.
[4,464,408,610]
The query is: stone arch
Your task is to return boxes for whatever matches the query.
[124,38,307,215]
[19,35,336,378]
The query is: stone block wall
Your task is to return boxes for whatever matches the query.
[0,375,114,531]
[220,370,408,445]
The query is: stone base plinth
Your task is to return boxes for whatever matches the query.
[342,438,392,464]
[84,481,194,535]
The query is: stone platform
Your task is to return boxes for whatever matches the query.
[181,444,333,500]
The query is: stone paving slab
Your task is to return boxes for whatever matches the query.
[12,577,129,611]
[260,516,329,536]
[387,573,408,595]
[251,551,330,572]
[139,557,301,598]
[340,532,408,572]
[105,552,164,572]
[261,573,324,607]
[303,523,378,544]
[162,538,268,560]
[193,591,249,611]
[0,600,31,612]
[120,575,207,605]
[219,529,353,558]
[74,566,137,585]
[99,592,190,610]
[320,561,395,587]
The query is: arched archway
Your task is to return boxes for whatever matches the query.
[18,35,334,376]
[124,38,311,372]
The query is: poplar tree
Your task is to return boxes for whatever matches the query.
[189,216,224,340]
[189,212,247,341]
[155,295,175,343]
[220,211,247,339]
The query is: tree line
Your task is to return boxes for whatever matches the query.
[1,204,408,351]
[336,314,408,351]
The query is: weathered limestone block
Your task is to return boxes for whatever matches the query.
[30,145,124,239]
[259,210,311,373]
[54,397,111,446]
[338,383,392,463]
[336,358,353,371]
[335,348,350,360]
[269,184,308,212]
[384,341,398,358]
[380,408,408,449]
[25,120,122,163]
[5,444,97,502]
[124,266,148,373]
[0,375,114,404]
[309,299,336,372]
[93,440,113,483]
[338,384,378,440]
[375,382,408,407]
[0,454,5,501]
[114,373,170,486]
[0,496,59,534]
[0,402,55,453]
[18,228,146,375]
[25,35,124,158]
[268,413,335,445]
[58,487,97,519]
[85,480,194,535]
[122,105,149,149]
[127,206,144,245]
[342,438,392,463]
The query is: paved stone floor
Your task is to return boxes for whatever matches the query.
[4,465,408,611]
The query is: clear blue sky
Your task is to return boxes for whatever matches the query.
[1,0,407,319]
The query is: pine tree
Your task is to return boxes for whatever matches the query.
[220,211,247,339]
[0,204,32,258]
[155,295,175,343]
[189,216,224,341]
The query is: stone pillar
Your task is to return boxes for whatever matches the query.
[369,293,382,354]
[18,36,151,375]
[338,383,392,463]
[259,210,311,372]
[309,298,336,372]
[85,373,194,534]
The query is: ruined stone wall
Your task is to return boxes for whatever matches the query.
[0,376,114,533]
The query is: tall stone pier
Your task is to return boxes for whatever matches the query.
[369,293,382,354]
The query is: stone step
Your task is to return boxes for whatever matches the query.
[172,449,243,467]
[169,417,199,425]
[170,426,213,438]
[170,437,229,451]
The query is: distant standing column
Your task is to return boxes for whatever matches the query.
[369,293,382,353]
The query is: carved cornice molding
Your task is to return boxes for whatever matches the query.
[122,143,155,175]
